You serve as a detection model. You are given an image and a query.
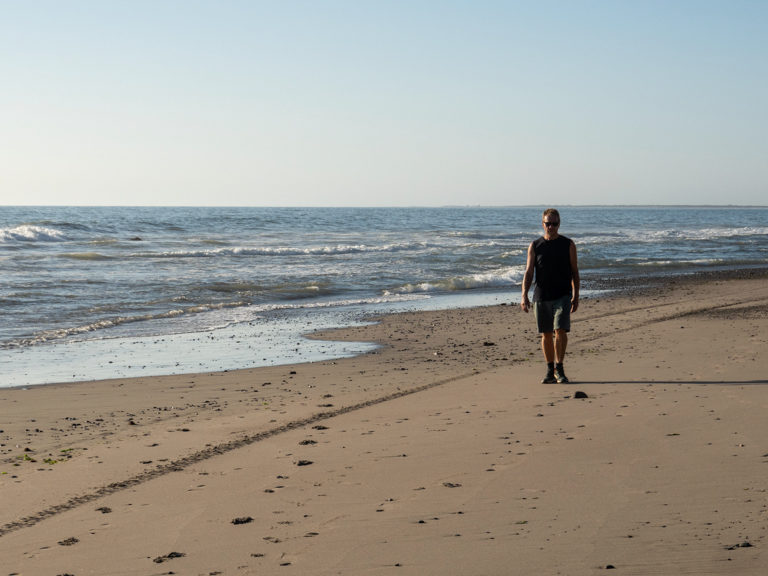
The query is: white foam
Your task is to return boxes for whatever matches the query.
[637,258,724,267]
[1,301,249,349]
[0,225,67,243]
[0,293,431,350]
[387,266,525,294]
[137,241,430,259]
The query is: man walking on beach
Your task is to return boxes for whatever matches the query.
[520,208,580,383]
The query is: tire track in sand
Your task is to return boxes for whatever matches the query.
[0,370,477,538]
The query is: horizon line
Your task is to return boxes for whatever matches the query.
[2,203,767,209]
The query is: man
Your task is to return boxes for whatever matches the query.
[520,208,580,383]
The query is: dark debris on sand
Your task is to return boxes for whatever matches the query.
[153,551,186,563]
[58,537,79,546]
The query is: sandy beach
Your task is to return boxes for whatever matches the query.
[2,272,767,575]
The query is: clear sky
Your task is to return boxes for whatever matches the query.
[2,0,766,206]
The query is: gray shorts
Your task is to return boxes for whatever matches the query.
[533,294,572,334]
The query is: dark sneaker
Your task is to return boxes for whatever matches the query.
[541,371,557,384]
[555,368,569,384]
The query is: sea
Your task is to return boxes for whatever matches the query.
[2,206,767,387]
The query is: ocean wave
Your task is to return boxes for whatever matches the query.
[250,293,429,313]
[636,258,726,267]
[35,219,92,232]
[575,226,768,246]
[0,225,68,243]
[58,252,116,261]
[584,256,730,269]
[500,249,526,258]
[445,231,531,241]
[130,241,430,259]
[386,266,525,295]
[199,281,330,299]
[0,301,249,349]
[624,227,768,242]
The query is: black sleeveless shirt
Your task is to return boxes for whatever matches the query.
[532,235,573,302]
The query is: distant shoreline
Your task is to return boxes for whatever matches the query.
[2,203,768,208]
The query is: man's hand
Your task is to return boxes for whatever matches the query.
[571,297,579,313]
[521,296,530,313]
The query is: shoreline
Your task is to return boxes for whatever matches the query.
[5,266,768,390]
[0,291,515,389]
[2,270,767,574]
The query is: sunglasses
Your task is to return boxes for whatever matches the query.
[543,221,560,227]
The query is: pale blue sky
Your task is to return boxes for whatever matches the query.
[2,0,766,206]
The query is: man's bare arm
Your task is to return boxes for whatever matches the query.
[569,240,580,313]
[521,242,535,312]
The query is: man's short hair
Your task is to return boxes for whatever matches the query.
[542,208,560,221]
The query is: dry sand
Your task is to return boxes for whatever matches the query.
[2,274,768,575]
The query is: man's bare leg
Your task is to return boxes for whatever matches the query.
[540,332,556,383]
[541,332,555,363]
[554,329,569,383]
[554,329,568,364]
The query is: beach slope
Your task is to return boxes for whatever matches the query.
[2,275,767,575]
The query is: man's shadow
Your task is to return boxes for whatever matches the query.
[568,379,768,385]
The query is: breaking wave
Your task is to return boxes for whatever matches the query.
[140,241,430,259]
[387,266,524,295]
[0,225,67,243]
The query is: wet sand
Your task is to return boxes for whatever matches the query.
[2,273,768,575]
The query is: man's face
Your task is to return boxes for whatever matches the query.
[542,216,560,236]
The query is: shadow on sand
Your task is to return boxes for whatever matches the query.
[566,379,768,386]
